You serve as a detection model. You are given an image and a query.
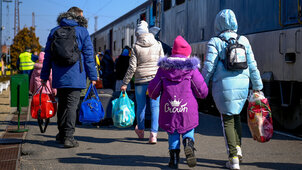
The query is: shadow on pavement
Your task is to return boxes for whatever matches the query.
[58,153,227,169]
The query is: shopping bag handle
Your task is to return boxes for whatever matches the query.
[119,91,128,98]
[83,83,100,101]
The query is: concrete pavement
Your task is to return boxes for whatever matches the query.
[19,113,302,170]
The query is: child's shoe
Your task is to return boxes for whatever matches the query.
[236,145,243,162]
[183,138,197,167]
[226,156,240,170]
[149,132,157,144]
[169,149,180,169]
[134,125,144,139]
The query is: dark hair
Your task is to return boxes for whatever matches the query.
[25,46,31,51]
[67,7,83,16]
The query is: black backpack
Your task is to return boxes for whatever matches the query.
[51,26,83,72]
[219,35,248,70]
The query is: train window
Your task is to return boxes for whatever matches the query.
[152,0,156,17]
[93,38,97,52]
[140,13,146,21]
[131,35,134,46]
[122,38,125,49]
[176,0,185,5]
[114,41,116,51]
[164,0,171,11]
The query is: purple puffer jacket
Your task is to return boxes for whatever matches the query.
[148,55,208,134]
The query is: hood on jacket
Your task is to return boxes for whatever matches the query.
[135,20,149,36]
[57,12,88,28]
[136,33,158,47]
[149,26,160,37]
[172,36,191,57]
[158,56,200,81]
[121,48,130,56]
[214,9,238,35]
[103,49,113,62]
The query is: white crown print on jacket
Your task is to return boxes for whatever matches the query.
[165,95,188,113]
[169,96,182,107]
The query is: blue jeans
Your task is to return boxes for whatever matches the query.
[135,83,160,132]
[168,129,195,150]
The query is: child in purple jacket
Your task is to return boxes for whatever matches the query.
[148,36,208,169]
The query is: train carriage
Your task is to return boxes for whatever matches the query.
[90,0,302,130]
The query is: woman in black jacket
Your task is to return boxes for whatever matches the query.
[115,46,131,91]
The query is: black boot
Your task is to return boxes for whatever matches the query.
[169,149,180,169]
[183,138,197,167]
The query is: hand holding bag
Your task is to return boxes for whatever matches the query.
[247,90,273,142]
[112,91,135,128]
[79,84,105,123]
[30,84,57,133]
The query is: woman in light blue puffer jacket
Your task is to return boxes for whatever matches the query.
[202,9,263,169]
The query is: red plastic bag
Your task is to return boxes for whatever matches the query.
[247,91,273,142]
[31,85,57,119]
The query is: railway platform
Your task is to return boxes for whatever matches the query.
[0,87,302,170]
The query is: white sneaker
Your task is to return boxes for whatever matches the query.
[226,156,240,170]
[236,145,243,162]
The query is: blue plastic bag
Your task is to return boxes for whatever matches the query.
[79,84,104,123]
[112,91,135,128]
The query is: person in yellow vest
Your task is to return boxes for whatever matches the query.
[17,46,39,80]
[95,51,103,77]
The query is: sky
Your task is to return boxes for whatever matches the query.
[1,0,147,46]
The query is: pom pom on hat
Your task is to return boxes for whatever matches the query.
[172,35,192,57]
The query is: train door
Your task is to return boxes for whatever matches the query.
[174,0,187,39]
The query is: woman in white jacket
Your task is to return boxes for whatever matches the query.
[121,20,164,144]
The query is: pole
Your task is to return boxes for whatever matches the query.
[0,0,3,59]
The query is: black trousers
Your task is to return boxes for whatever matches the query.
[57,88,81,138]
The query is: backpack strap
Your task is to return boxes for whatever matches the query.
[71,26,83,73]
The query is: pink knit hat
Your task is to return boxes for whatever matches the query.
[38,52,45,63]
[171,35,191,57]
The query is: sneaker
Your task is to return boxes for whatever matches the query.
[149,132,157,144]
[226,156,240,170]
[56,133,64,144]
[64,137,79,148]
[134,125,144,139]
[236,145,243,162]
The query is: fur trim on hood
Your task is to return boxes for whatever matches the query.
[158,56,200,70]
[57,12,88,28]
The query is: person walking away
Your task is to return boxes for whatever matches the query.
[101,49,115,90]
[201,9,263,169]
[115,46,131,91]
[30,52,56,95]
[41,6,97,148]
[149,26,172,56]
[17,46,39,84]
[148,36,208,168]
[121,20,164,144]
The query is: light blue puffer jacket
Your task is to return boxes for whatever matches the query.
[201,9,263,115]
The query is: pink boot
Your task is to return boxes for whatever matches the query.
[149,132,157,144]
[135,125,144,139]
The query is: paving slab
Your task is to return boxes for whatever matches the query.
[20,113,302,170]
